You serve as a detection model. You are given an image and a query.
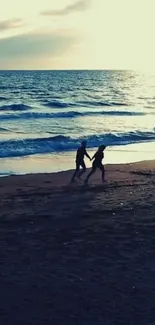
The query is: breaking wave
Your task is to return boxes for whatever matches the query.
[0,131,154,158]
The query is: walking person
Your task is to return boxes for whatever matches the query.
[85,145,106,184]
[71,141,91,183]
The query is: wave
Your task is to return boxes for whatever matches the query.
[0,86,7,90]
[44,101,70,108]
[0,110,145,120]
[0,96,7,101]
[0,104,32,111]
[0,127,10,132]
[110,102,128,106]
[77,100,128,107]
[0,131,154,158]
[42,100,129,109]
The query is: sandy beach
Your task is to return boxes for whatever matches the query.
[1,160,155,324]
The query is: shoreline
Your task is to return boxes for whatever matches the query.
[0,141,155,176]
[0,158,154,195]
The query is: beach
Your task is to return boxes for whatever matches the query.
[1,141,155,176]
[1,160,155,325]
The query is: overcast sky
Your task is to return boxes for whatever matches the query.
[0,0,155,70]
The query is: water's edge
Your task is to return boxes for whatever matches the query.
[1,142,155,177]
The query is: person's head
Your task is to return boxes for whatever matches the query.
[98,145,106,151]
[81,141,87,148]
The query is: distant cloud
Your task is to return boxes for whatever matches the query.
[41,0,90,16]
[0,19,23,32]
[0,30,76,68]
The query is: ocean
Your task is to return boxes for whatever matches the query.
[0,70,155,175]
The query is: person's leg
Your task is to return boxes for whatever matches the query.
[99,164,105,182]
[77,161,86,179]
[85,165,96,184]
[71,162,80,182]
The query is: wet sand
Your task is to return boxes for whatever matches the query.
[1,141,155,176]
[0,160,155,324]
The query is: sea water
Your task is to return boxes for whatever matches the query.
[0,70,155,175]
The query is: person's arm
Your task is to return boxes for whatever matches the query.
[84,150,91,160]
[91,152,96,161]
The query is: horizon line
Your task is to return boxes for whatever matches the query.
[0,68,136,72]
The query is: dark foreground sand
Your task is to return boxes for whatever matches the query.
[1,160,155,325]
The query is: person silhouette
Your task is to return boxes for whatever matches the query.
[71,141,91,183]
[85,145,106,184]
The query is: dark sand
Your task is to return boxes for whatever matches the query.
[1,161,155,325]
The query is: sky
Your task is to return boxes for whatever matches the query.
[0,0,155,70]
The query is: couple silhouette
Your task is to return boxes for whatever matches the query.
[71,141,106,184]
